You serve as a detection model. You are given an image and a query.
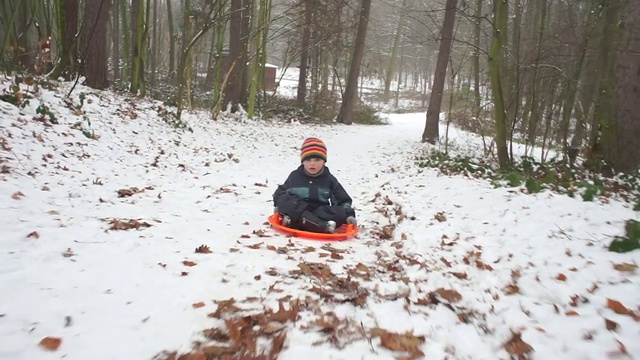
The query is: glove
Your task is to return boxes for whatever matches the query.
[346,216,357,226]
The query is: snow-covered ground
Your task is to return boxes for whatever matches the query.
[1,79,639,360]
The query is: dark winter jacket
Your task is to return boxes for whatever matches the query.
[272,165,353,213]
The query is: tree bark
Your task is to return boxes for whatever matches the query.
[421,0,457,143]
[166,0,176,80]
[608,0,639,172]
[224,0,251,111]
[50,0,78,80]
[488,0,510,168]
[82,0,111,89]
[130,0,146,95]
[336,0,372,125]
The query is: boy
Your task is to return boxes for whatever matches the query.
[272,137,357,233]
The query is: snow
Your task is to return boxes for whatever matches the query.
[1,79,639,360]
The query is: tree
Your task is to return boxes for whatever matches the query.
[610,0,640,173]
[82,0,111,89]
[130,0,146,95]
[296,0,313,106]
[383,0,407,102]
[336,0,372,125]
[50,0,79,80]
[421,0,457,144]
[224,0,251,111]
[487,0,510,167]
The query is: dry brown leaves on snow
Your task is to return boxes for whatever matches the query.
[39,336,62,351]
[370,328,426,358]
[162,299,299,359]
[195,245,212,254]
[106,218,152,231]
[117,186,153,197]
[607,298,640,321]
[503,332,534,359]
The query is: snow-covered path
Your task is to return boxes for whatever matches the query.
[1,86,639,360]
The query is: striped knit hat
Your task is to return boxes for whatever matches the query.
[300,137,327,162]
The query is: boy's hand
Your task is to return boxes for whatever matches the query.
[346,216,357,226]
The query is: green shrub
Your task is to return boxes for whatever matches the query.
[351,103,388,125]
[609,219,640,253]
[417,149,640,203]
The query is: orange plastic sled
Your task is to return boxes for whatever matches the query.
[268,212,359,241]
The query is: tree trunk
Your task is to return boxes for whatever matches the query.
[82,0,111,89]
[50,0,79,80]
[224,0,251,111]
[488,0,510,168]
[472,0,482,112]
[150,0,158,87]
[112,0,120,82]
[296,0,313,106]
[336,0,372,125]
[421,0,457,143]
[130,0,146,95]
[165,0,176,81]
[606,0,639,172]
[120,0,130,79]
[383,0,407,102]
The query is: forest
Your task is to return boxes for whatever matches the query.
[1,0,639,173]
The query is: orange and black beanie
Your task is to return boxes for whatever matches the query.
[300,137,327,162]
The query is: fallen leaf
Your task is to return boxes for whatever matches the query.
[11,191,25,200]
[183,260,197,267]
[181,271,188,276]
[117,187,143,198]
[330,252,343,260]
[613,262,637,273]
[556,273,567,281]
[374,329,425,356]
[504,284,519,295]
[192,302,206,309]
[267,244,277,251]
[179,352,208,360]
[62,248,75,258]
[229,248,240,253]
[254,274,261,280]
[565,310,580,316]
[440,257,452,267]
[39,337,62,351]
[434,211,446,222]
[107,218,152,231]
[209,299,242,319]
[26,231,40,239]
[605,318,618,331]
[158,262,167,268]
[607,298,640,321]
[247,242,263,249]
[240,234,251,239]
[503,332,533,358]
[195,245,212,254]
[476,260,493,271]
[434,288,462,303]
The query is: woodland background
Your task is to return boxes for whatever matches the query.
[1,0,639,174]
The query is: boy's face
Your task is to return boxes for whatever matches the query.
[303,157,325,175]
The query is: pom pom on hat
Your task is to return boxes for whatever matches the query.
[300,137,327,162]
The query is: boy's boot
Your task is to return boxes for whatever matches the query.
[300,210,335,233]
